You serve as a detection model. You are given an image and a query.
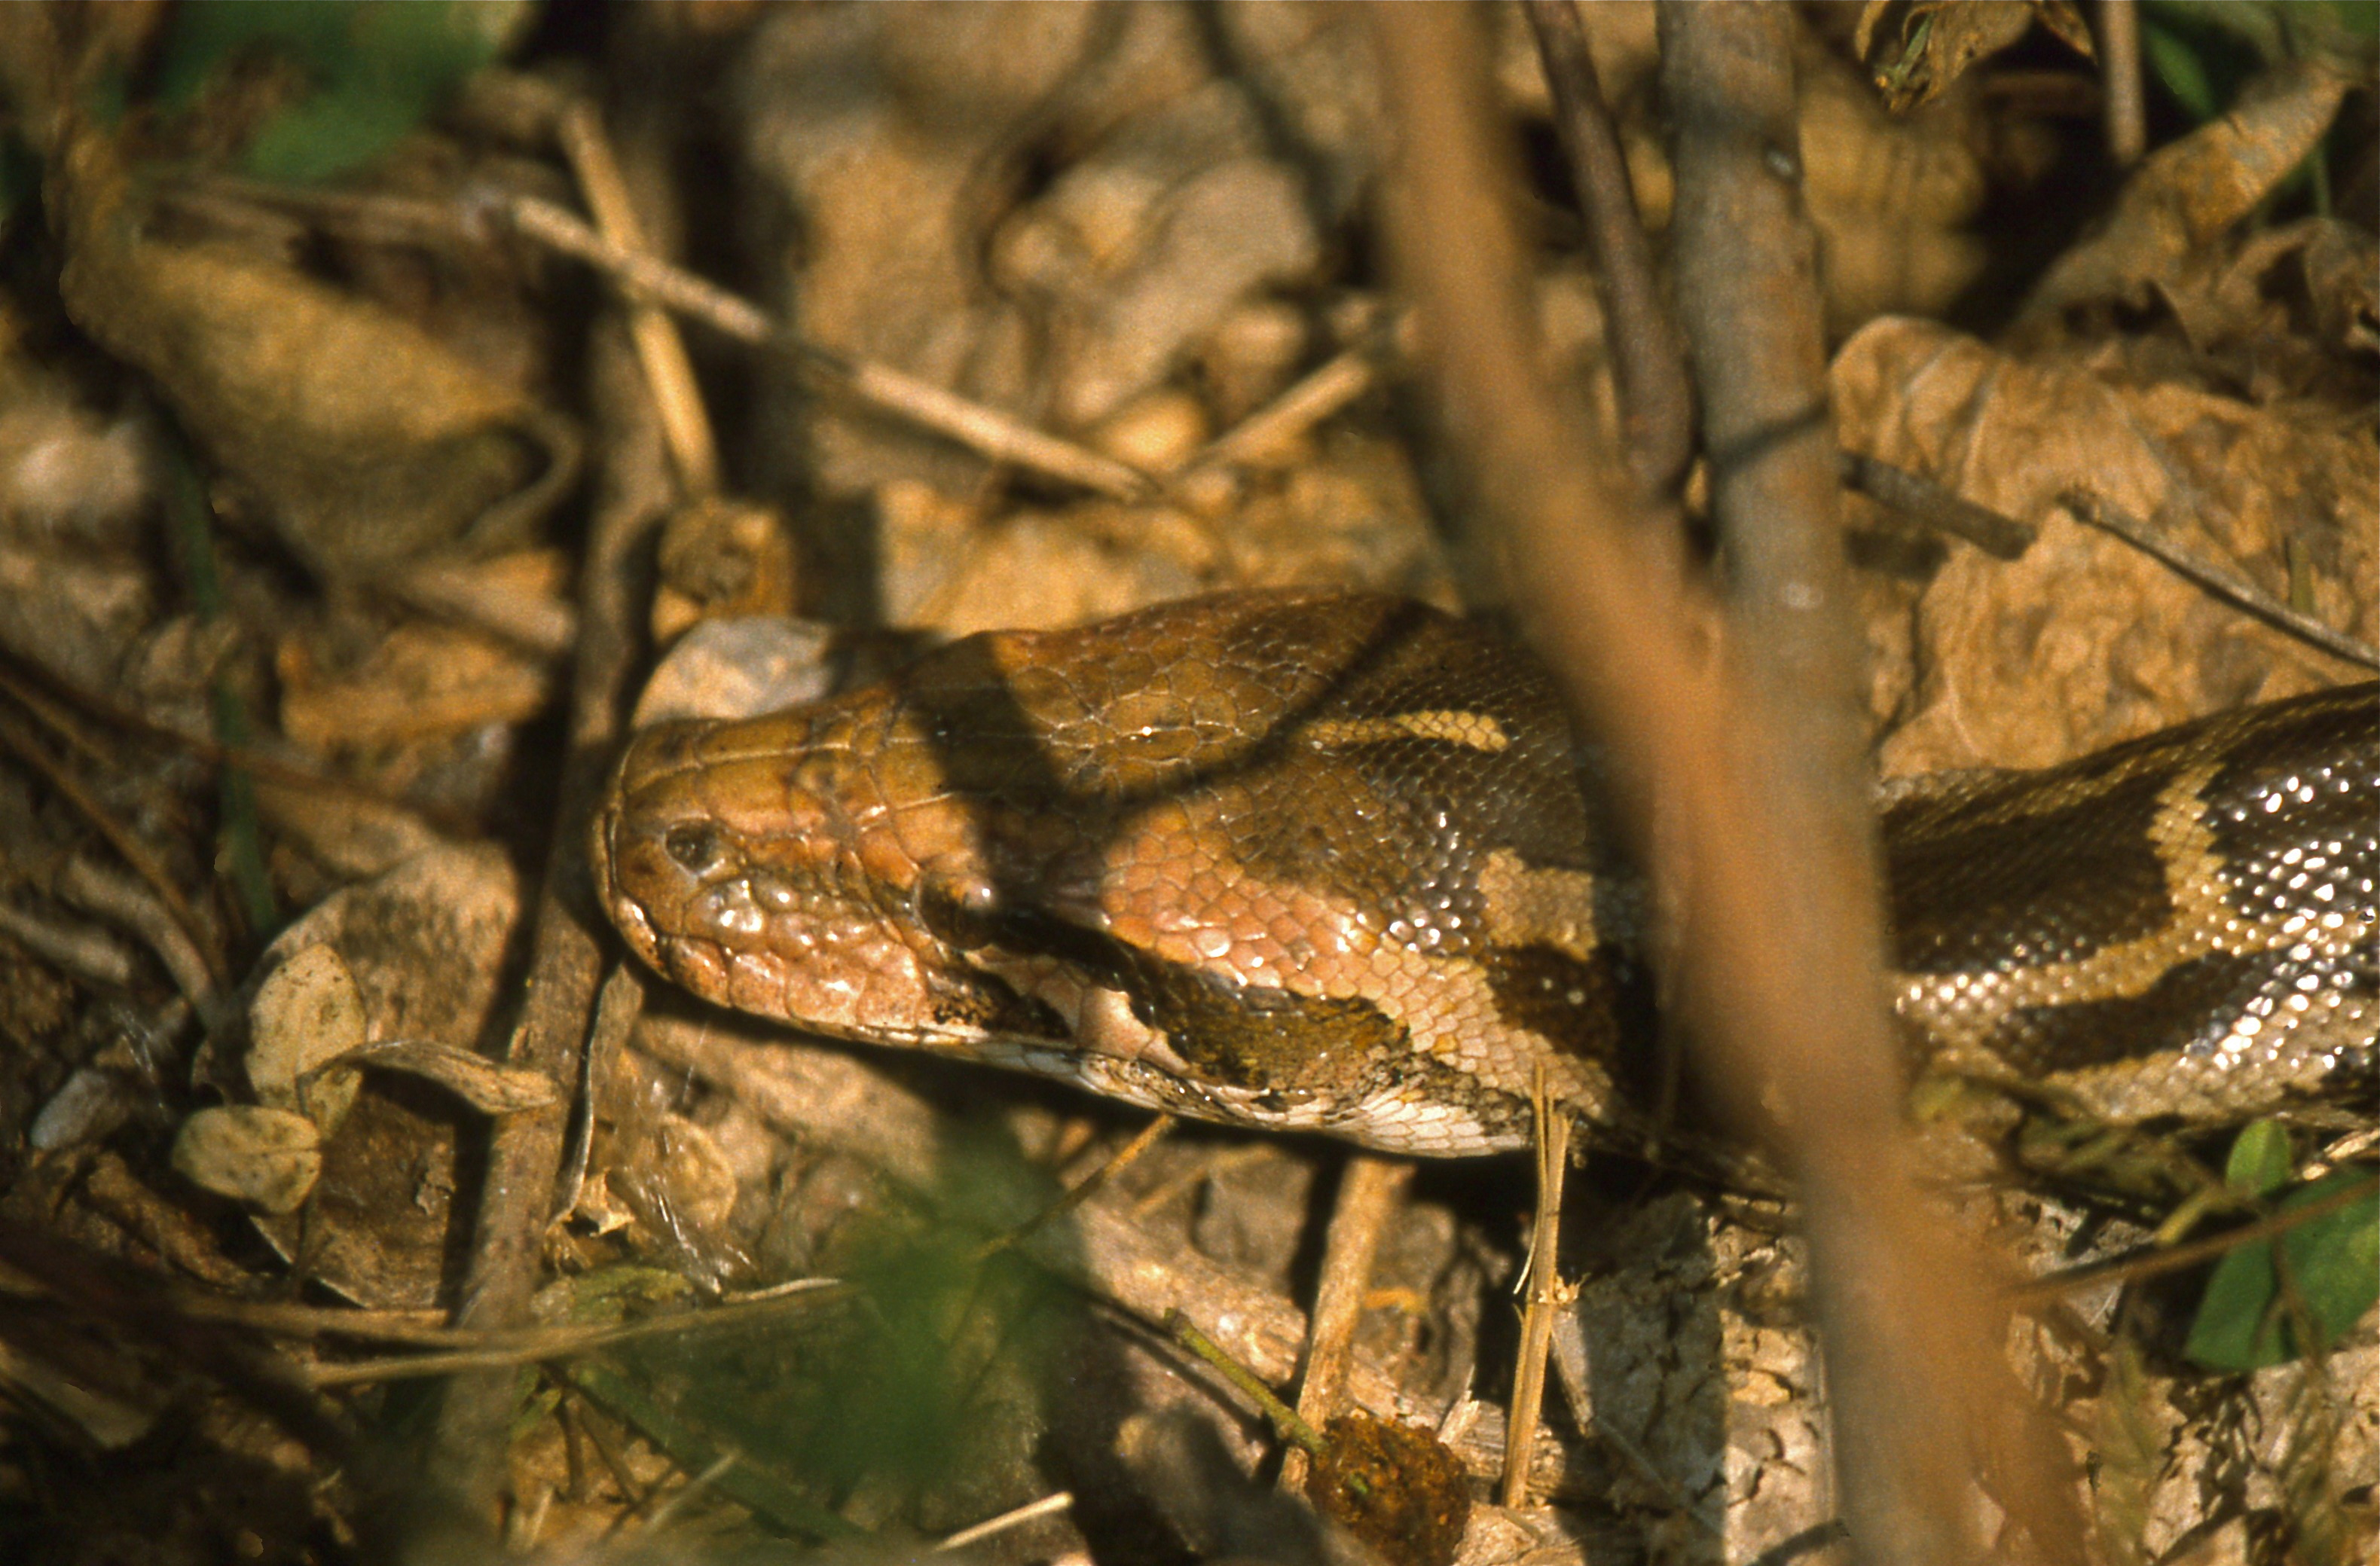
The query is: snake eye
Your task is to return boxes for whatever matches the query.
[663,823,722,873]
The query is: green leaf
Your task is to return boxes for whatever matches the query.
[2224,1119,2293,1199]
[2330,0,2380,40]
[2186,1171,2380,1372]
[2142,17,2220,121]
[157,2,523,184]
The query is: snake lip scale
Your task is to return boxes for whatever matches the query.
[592,589,2378,1158]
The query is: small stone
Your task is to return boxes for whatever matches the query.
[1200,300,1308,424]
[1091,389,1211,475]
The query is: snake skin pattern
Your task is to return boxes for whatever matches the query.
[593,590,2378,1156]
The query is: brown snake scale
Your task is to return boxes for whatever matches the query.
[593,591,2378,1157]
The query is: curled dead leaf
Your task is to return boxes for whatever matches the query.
[51,124,579,579]
[2023,60,2354,322]
[335,1039,558,1116]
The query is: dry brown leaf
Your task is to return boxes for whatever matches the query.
[246,943,365,1133]
[1798,43,1992,334]
[651,496,799,644]
[170,1105,322,1215]
[2022,61,2355,323]
[1862,1,2091,114]
[335,1039,558,1116]
[277,621,553,753]
[237,844,523,1308]
[51,126,578,579]
[1833,316,2376,773]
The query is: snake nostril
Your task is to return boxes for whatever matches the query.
[663,823,720,873]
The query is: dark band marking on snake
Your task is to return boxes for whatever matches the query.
[594,589,2377,1155]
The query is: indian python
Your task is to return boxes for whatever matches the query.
[592,590,2378,1157]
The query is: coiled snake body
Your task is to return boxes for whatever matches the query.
[594,591,2378,1156]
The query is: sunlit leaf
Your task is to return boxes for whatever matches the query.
[2186,1171,2380,1372]
[2223,1119,2293,1199]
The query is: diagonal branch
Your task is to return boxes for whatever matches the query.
[1369,6,2085,1560]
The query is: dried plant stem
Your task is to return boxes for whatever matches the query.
[557,102,719,499]
[0,899,135,987]
[2098,0,2147,168]
[1177,337,1383,480]
[1841,450,2036,559]
[311,1280,848,1387]
[1167,1310,1328,1456]
[976,1112,1175,1262]
[506,195,1153,502]
[2062,488,2379,670]
[2007,1173,2380,1308]
[934,1491,1077,1552]
[424,322,665,1524]
[1661,11,2076,1559]
[1501,1082,1572,1506]
[0,654,469,838]
[0,707,224,995]
[555,963,643,1223]
[1370,5,2084,1559]
[1523,0,1695,506]
[56,856,219,1014]
[1279,1153,1414,1491]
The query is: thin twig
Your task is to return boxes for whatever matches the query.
[159,1296,448,1344]
[1279,1153,1413,1492]
[1657,10,2080,1558]
[170,173,478,252]
[504,194,1155,502]
[631,1448,742,1537]
[2006,1173,2379,1309]
[975,1112,1175,1262]
[1841,450,2036,560]
[1166,1310,1327,1457]
[0,899,136,988]
[1370,7,2082,1559]
[0,654,472,839]
[555,964,643,1223]
[57,856,219,1014]
[0,1216,360,1466]
[567,1393,652,1513]
[1128,1141,1276,1220]
[935,1491,1076,1552]
[1174,337,1383,481]
[557,102,719,498]
[564,1359,858,1540]
[2098,0,2147,168]
[2061,489,2380,669]
[0,707,225,993]
[1502,1075,1572,1507]
[1523,0,1696,505]
[423,322,665,1522]
[310,1279,848,1387]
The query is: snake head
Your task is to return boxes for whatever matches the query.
[594,700,950,1034]
[594,686,1091,1055]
